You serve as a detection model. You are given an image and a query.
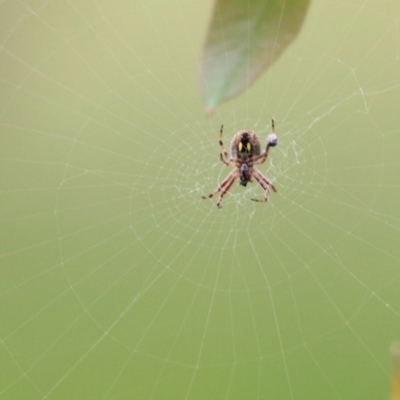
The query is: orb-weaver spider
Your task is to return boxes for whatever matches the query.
[202,120,278,208]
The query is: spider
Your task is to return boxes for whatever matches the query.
[202,119,278,208]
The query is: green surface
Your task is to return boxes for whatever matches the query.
[1,1,400,399]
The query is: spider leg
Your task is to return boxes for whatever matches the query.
[220,153,235,166]
[250,119,278,165]
[250,168,277,203]
[218,125,230,162]
[215,173,238,208]
[250,152,269,165]
[255,169,277,193]
[250,142,274,165]
[202,170,238,208]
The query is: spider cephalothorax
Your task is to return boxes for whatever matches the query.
[202,120,278,208]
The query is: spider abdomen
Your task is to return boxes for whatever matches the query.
[230,130,261,159]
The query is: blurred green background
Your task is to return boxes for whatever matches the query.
[1,1,400,399]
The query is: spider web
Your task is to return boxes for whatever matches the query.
[1,0,400,399]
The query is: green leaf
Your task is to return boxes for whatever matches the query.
[200,0,311,112]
